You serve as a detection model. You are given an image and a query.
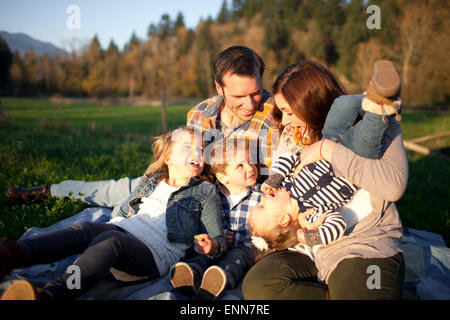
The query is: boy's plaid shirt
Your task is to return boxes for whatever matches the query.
[216,182,263,248]
[187,90,280,170]
[216,181,263,248]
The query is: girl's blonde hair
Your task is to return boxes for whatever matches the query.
[144,126,212,182]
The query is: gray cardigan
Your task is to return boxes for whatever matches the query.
[313,119,408,283]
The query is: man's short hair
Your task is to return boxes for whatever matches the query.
[213,46,265,87]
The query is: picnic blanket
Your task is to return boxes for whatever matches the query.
[1,207,449,300]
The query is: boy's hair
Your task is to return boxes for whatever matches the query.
[145,126,212,182]
[208,137,252,176]
[213,46,265,87]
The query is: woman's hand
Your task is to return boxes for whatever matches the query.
[292,139,337,178]
[292,140,323,178]
[194,234,219,255]
[261,182,277,196]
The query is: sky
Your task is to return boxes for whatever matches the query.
[0,0,225,51]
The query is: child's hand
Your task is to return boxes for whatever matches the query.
[298,208,327,231]
[194,234,218,255]
[225,230,234,247]
[261,182,277,196]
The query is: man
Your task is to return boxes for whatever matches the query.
[6,46,279,215]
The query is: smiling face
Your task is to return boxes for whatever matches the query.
[249,188,297,236]
[216,72,263,122]
[274,92,308,133]
[165,130,205,181]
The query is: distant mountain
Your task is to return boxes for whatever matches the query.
[0,31,66,57]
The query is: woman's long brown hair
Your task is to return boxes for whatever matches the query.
[272,60,346,144]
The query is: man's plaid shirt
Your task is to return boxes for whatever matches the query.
[187,90,280,170]
[216,182,263,248]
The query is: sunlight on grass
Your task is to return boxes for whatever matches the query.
[1,98,449,245]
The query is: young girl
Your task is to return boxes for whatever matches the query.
[250,151,358,259]
[0,126,226,300]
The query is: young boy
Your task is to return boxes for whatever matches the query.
[169,137,263,300]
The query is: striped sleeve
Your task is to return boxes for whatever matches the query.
[304,210,347,246]
[269,152,300,178]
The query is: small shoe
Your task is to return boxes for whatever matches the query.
[1,280,37,300]
[371,60,401,98]
[5,184,50,201]
[197,265,227,300]
[169,262,200,297]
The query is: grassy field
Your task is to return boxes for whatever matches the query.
[0,98,449,245]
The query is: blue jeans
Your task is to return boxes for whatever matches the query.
[18,222,159,299]
[186,246,253,289]
[50,177,141,217]
[322,94,390,159]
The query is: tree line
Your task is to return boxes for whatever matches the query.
[0,0,448,107]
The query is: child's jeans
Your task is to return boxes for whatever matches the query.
[322,94,390,159]
[18,221,159,299]
[186,246,254,289]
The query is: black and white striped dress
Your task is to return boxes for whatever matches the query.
[265,152,359,246]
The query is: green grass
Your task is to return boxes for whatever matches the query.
[0,98,190,239]
[396,111,450,246]
[0,98,449,246]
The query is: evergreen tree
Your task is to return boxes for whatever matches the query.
[174,12,186,30]
[217,0,230,24]
[0,36,13,93]
[337,0,366,79]
[9,51,23,95]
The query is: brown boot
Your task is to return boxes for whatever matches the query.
[371,60,401,98]
[5,184,50,201]
[169,262,201,297]
[0,240,31,281]
[364,60,402,122]
[197,265,227,300]
[0,280,50,300]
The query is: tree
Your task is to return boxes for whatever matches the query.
[304,20,326,63]
[174,12,185,30]
[9,51,23,95]
[0,36,13,94]
[194,19,218,97]
[397,0,438,104]
[146,14,178,132]
[81,35,105,96]
[336,0,366,79]
[217,0,230,24]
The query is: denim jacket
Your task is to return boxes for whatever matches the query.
[118,173,227,258]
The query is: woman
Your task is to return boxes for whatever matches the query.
[242,60,407,299]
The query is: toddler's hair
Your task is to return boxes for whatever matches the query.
[249,223,299,252]
[208,136,253,176]
[144,126,212,182]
